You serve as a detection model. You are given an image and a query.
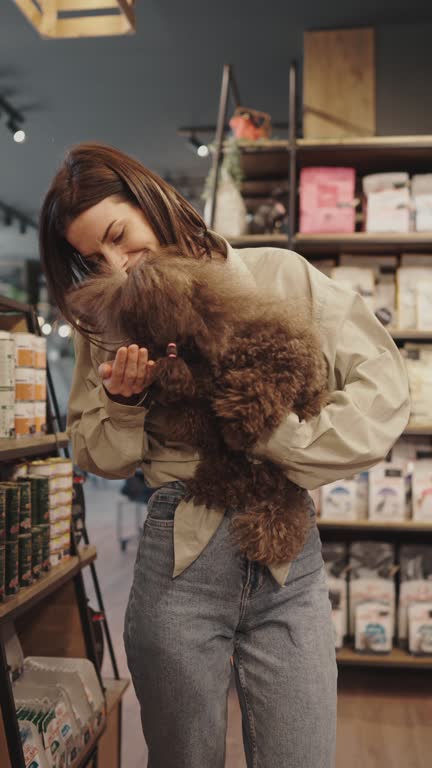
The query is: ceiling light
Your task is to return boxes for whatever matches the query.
[58,324,72,338]
[197,144,209,158]
[13,0,135,38]
[13,129,26,144]
[188,134,210,158]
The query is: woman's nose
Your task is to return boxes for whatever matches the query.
[103,246,128,271]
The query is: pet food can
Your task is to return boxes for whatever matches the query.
[15,402,35,437]
[5,540,19,595]
[33,336,47,369]
[0,488,5,542]
[15,367,35,402]
[34,369,46,401]
[26,475,50,525]
[0,389,15,407]
[50,535,63,568]
[49,458,73,476]
[31,527,43,579]
[0,405,15,439]
[16,480,32,533]
[39,523,51,571]
[0,484,20,541]
[34,401,47,434]
[0,544,5,601]
[18,533,32,587]
[10,463,28,480]
[0,331,16,383]
[12,332,34,368]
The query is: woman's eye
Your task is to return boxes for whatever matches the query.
[113,229,125,245]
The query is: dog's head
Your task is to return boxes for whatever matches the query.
[66,246,247,362]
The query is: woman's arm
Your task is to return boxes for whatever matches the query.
[67,332,151,479]
[252,253,411,490]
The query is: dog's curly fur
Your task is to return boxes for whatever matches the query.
[68,248,330,565]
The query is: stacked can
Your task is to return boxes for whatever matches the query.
[22,474,50,576]
[13,332,36,438]
[28,458,73,567]
[0,483,20,595]
[0,331,16,438]
[33,336,47,435]
[0,488,5,601]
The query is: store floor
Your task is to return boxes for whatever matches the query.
[83,480,432,768]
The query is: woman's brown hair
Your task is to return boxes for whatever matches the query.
[39,142,226,329]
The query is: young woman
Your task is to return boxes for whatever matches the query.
[40,143,410,768]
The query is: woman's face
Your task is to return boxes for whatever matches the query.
[66,195,159,272]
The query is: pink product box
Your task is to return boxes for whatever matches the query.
[299,167,356,234]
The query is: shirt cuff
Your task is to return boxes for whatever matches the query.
[253,411,301,462]
[101,386,150,425]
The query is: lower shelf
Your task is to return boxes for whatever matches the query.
[104,678,130,714]
[337,646,432,669]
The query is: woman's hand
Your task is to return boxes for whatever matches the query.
[98,345,156,402]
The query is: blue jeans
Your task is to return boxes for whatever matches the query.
[124,481,337,768]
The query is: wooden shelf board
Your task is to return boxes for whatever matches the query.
[318,519,432,533]
[389,329,432,341]
[294,232,432,254]
[0,546,97,623]
[0,432,70,461]
[234,139,290,152]
[404,425,432,436]
[72,728,104,768]
[229,233,289,247]
[104,678,130,714]
[336,646,432,669]
[298,135,432,151]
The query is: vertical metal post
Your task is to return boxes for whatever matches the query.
[0,638,26,768]
[209,64,232,230]
[288,61,298,248]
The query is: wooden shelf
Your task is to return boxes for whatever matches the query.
[229,233,289,248]
[104,678,130,714]
[294,232,432,254]
[318,519,432,533]
[336,645,432,669]
[0,432,70,461]
[72,729,103,768]
[298,135,432,151]
[0,545,97,623]
[389,329,432,341]
[404,424,432,436]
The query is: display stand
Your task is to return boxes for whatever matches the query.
[0,296,128,768]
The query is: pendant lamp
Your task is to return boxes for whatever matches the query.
[13,0,135,38]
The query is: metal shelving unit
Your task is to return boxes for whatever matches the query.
[0,296,127,768]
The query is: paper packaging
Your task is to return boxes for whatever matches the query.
[321,479,358,520]
[363,173,411,234]
[368,462,406,521]
[412,460,432,521]
[26,657,105,735]
[299,167,356,234]
[408,602,432,654]
[348,541,396,636]
[14,680,80,766]
[322,543,348,648]
[412,175,432,231]
[403,345,432,425]
[397,267,432,329]
[417,281,432,330]
[330,266,375,310]
[398,545,432,643]
[355,601,393,653]
[17,718,50,768]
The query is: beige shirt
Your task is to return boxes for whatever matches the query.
[67,243,411,585]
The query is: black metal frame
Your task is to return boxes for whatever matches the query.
[0,296,120,767]
[208,60,298,242]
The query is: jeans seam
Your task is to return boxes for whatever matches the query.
[235,639,258,768]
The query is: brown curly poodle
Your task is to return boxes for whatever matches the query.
[68,247,330,565]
